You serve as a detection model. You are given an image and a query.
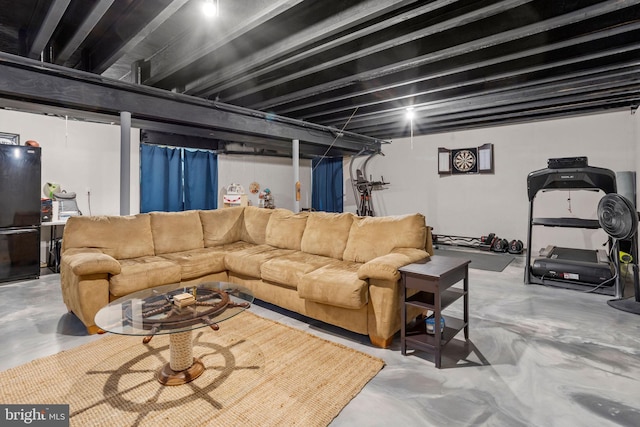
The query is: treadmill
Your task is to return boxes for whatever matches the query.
[525,158,622,298]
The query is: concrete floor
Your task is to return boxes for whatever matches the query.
[1,253,639,427]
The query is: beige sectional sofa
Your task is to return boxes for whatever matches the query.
[60,206,432,347]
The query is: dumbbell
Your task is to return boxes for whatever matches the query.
[492,238,509,252]
[508,239,524,254]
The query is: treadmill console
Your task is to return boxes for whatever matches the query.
[527,166,617,201]
[547,156,588,169]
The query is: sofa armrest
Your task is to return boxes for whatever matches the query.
[425,226,434,256]
[64,251,121,276]
[358,248,429,281]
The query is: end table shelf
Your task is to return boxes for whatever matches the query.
[405,287,466,309]
[405,316,466,349]
[399,255,470,368]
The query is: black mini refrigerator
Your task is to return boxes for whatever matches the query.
[0,144,41,283]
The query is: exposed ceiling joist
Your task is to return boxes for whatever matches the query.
[90,0,191,75]
[186,0,425,96]
[223,0,534,106]
[281,23,640,119]
[244,0,637,114]
[2,0,640,141]
[318,56,640,129]
[144,0,306,87]
[0,53,383,156]
[28,0,70,59]
[55,0,114,65]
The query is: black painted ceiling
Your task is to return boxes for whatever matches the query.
[1,0,640,141]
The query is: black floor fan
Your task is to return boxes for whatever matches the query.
[598,193,640,314]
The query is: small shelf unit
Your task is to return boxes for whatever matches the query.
[399,255,470,368]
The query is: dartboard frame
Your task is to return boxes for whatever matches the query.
[438,143,493,175]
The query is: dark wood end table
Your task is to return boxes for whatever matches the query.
[399,255,470,368]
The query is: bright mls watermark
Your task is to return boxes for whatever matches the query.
[1,405,69,426]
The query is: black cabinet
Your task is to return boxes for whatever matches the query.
[0,227,40,282]
[0,144,41,283]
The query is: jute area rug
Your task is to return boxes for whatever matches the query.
[0,311,384,427]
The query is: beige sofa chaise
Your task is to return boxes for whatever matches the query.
[60,206,432,347]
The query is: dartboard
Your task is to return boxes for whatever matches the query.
[453,150,476,172]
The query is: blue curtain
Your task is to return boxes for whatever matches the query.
[140,144,184,212]
[312,157,343,212]
[184,149,218,210]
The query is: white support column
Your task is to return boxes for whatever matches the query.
[293,139,300,213]
[120,111,131,216]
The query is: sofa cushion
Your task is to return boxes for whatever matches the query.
[342,213,427,263]
[199,207,244,247]
[298,261,368,309]
[260,251,336,289]
[158,248,227,280]
[240,207,276,244]
[62,214,155,259]
[265,210,308,250]
[109,256,181,297]
[215,240,256,253]
[300,212,354,259]
[224,244,294,278]
[150,211,204,255]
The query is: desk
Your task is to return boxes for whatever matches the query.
[41,220,66,273]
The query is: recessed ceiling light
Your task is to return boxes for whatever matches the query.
[202,0,219,18]
[405,107,415,120]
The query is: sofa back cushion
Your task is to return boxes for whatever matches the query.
[342,213,427,263]
[265,210,308,250]
[240,206,276,244]
[62,214,155,259]
[199,207,244,247]
[150,210,204,254]
[300,212,354,259]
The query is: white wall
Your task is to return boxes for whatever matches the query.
[217,154,312,211]
[347,110,638,251]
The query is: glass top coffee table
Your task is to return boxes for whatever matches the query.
[94,282,253,386]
